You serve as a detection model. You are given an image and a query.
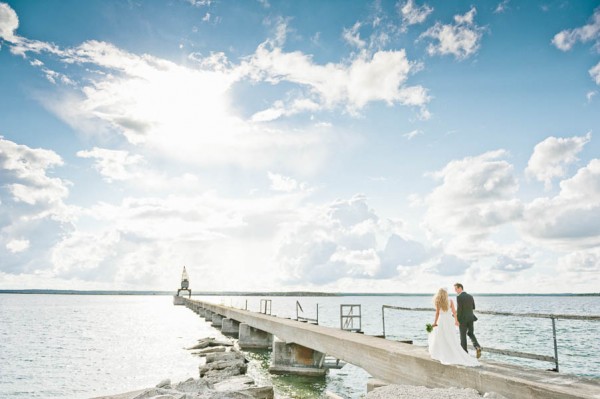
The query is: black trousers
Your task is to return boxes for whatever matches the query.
[459,320,480,352]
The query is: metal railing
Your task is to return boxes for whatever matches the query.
[382,305,600,372]
[259,299,272,315]
[341,304,362,332]
[296,301,319,324]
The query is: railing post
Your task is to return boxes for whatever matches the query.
[551,317,559,372]
[382,305,386,338]
[316,303,319,325]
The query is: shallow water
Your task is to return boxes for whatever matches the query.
[0,294,598,398]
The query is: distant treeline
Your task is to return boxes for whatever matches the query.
[0,289,598,296]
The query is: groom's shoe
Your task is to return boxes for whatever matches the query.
[476,347,482,359]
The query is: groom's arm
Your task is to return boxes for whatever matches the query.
[456,294,463,322]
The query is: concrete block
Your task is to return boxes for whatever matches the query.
[238,323,273,349]
[222,318,240,336]
[204,310,213,322]
[269,338,327,376]
[212,314,224,327]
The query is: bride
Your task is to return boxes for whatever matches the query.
[428,288,480,366]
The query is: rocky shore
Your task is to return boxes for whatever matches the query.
[93,337,274,399]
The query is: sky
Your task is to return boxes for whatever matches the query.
[0,0,599,294]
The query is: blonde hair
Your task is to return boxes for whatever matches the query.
[433,288,449,312]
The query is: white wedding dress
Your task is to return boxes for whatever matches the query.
[428,306,480,367]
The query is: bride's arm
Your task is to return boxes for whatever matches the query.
[433,306,440,327]
[451,300,459,326]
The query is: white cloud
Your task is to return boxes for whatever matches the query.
[380,233,430,271]
[557,248,600,274]
[493,254,533,272]
[4,12,429,171]
[268,172,305,193]
[342,22,366,49]
[522,158,600,251]
[420,7,484,60]
[525,133,591,188]
[77,147,144,182]
[6,238,30,253]
[44,187,318,288]
[429,254,470,276]
[424,150,522,258]
[0,136,70,218]
[187,0,212,7]
[251,98,320,122]
[22,40,332,173]
[0,137,75,276]
[0,1,18,42]
[494,0,510,14]
[276,195,430,284]
[0,3,63,58]
[590,61,600,85]
[399,0,433,28]
[552,7,600,51]
[403,129,423,140]
[587,90,598,102]
[243,21,430,115]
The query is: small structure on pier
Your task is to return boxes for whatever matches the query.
[173,266,191,305]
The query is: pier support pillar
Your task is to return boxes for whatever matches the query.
[269,338,327,376]
[204,310,214,322]
[222,318,240,337]
[238,323,273,349]
[197,308,206,317]
[211,314,224,327]
[173,295,185,305]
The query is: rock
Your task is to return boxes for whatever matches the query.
[208,339,233,347]
[235,386,274,399]
[172,378,209,393]
[204,392,254,399]
[483,393,510,399]
[206,352,246,363]
[131,389,183,399]
[155,379,171,389]
[212,376,255,391]
[192,346,227,356]
[188,338,215,350]
[199,358,248,377]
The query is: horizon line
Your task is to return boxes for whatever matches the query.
[0,289,598,297]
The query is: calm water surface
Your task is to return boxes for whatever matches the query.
[1,294,599,399]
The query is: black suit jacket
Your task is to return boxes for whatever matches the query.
[456,291,477,323]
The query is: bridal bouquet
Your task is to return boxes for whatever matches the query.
[426,323,433,333]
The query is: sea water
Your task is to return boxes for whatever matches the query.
[0,294,599,398]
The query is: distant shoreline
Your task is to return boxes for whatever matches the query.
[0,289,598,297]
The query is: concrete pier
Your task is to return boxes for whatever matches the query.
[211,314,224,327]
[204,310,213,322]
[185,299,600,399]
[238,323,273,349]
[173,295,185,305]
[269,338,326,376]
[222,318,240,337]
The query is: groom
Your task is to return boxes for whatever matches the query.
[454,283,482,358]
